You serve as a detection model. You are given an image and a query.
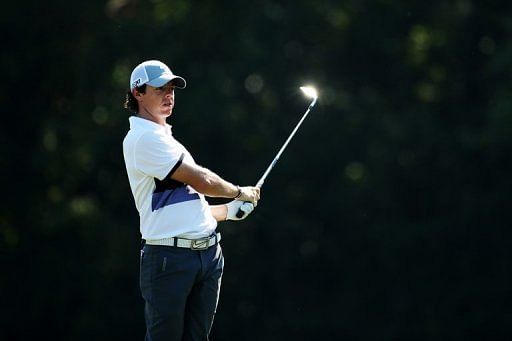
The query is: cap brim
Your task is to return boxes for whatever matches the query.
[147,75,186,89]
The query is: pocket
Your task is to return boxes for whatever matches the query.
[161,256,167,272]
[139,248,155,300]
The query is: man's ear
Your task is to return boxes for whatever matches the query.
[133,89,143,99]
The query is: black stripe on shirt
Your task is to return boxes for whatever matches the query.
[154,153,185,193]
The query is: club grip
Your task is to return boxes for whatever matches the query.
[235,202,250,218]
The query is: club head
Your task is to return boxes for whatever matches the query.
[300,86,318,99]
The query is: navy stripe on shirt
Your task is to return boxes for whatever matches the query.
[151,153,199,211]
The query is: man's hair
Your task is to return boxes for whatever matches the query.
[124,84,146,112]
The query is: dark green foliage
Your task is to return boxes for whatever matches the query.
[2,0,511,339]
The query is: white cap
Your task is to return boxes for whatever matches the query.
[130,60,186,91]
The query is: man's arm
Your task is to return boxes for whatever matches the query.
[170,162,260,203]
[210,204,228,221]
[210,202,255,222]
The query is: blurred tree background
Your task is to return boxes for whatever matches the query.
[2,0,512,339]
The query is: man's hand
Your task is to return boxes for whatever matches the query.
[237,186,260,205]
[226,200,255,220]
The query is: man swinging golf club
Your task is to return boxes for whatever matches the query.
[122,60,260,341]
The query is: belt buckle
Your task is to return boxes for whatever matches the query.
[191,238,209,250]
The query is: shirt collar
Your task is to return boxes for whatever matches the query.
[129,116,173,134]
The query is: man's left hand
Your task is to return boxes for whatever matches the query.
[226,200,255,221]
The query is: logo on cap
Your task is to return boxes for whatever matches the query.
[132,78,142,89]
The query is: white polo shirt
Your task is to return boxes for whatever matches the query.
[123,116,217,240]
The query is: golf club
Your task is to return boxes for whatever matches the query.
[236,86,319,218]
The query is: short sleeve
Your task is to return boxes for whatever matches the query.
[134,132,185,180]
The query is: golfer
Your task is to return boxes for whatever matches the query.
[122,60,260,340]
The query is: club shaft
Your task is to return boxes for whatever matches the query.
[255,97,317,188]
[235,97,317,218]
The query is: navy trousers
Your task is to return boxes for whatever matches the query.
[140,242,224,341]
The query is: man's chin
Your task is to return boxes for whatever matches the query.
[161,109,173,117]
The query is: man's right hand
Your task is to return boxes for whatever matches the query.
[237,186,260,205]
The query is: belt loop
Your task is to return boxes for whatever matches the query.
[173,237,177,247]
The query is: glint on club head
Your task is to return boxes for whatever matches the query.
[300,86,318,99]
